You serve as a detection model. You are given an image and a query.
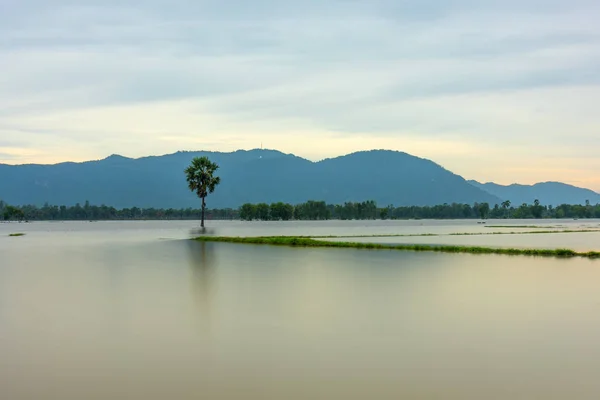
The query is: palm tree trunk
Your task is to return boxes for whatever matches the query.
[201,197,206,228]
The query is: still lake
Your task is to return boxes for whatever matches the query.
[1,220,600,399]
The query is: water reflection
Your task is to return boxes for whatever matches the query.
[186,240,217,329]
[3,222,600,399]
[188,226,218,238]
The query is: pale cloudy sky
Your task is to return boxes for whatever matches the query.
[1,0,600,189]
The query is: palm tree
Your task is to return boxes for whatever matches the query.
[532,199,543,218]
[185,156,221,228]
[501,200,511,218]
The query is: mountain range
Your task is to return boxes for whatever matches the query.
[0,149,598,208]
[468,181,600,207]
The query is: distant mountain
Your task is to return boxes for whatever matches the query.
[469,181,600,206]
[0,149,500,208]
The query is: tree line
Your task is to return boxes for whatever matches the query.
[3,199,599,222]
[241,199,600,220]
[0,200,239,221]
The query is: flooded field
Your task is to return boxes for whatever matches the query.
[1,220,600,399]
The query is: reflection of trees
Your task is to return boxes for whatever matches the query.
[186,240,217,330]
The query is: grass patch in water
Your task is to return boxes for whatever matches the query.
[193,235,600,259]
[450,229,600,236]
[307,229,600,239]
[486,225,562,229]
[8,233,25,237]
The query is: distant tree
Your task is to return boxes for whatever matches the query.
[256,203,270,220]
[3,205,24,221]
[478,203,490,219]
[380,208,389,220]
[501,200,511,218]
[269,202,284,221]
[185,156,221,228]
[293,204,304,220]
[269,202,293,221]
[513,203,532,219]
[585,199,593,218]
[532,199,543,218]
[240,203,257,221]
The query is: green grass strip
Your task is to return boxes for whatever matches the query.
[305,229,600,239]
[193,235,600,259]
[449,229,600,236]
[485,225,600,229]
[485,225,558,228]
[8,233,25,237]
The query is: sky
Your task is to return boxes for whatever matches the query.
[1,0,600,190]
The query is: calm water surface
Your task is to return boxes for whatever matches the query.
[1,220,600,399]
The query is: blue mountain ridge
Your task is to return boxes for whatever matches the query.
[468,180,600,207]
[2,149,592,209]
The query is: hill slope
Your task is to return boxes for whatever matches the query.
[0,149,500,208]
[469,181,600,206]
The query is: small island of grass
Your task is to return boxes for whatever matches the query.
[193,235,600,259]
[8,233,25,237]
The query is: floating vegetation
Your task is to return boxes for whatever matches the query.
[193,235,600,259]
[8,233,25,237]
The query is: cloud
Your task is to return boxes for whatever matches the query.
[0,152,20,160]
[0,0,600,190]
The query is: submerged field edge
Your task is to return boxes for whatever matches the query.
[193,236,600,259]
[485,225,600,229]
[306,229,600,238]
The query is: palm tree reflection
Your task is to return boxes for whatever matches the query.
[186,239,217,330]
